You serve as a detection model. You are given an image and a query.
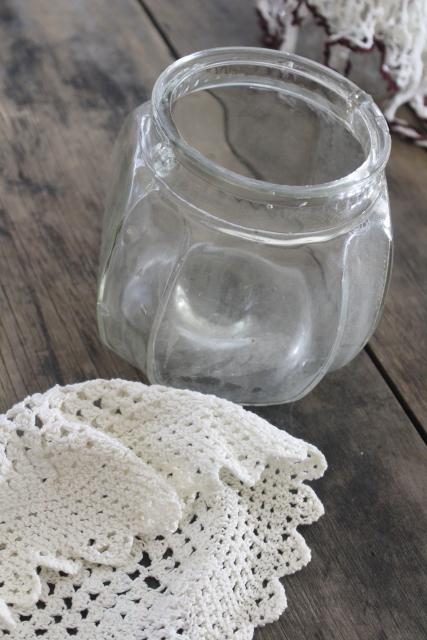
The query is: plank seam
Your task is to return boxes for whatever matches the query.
[366,344,426,445]
[137,0,180,59]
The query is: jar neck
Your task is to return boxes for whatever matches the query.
[148,47,390,240]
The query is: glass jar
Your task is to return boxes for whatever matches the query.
[97,47,392,405]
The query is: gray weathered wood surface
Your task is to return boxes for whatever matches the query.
[0,1,426,639]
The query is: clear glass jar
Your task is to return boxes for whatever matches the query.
[97,47,392,405]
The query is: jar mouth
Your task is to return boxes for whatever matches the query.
[152,47,390,202]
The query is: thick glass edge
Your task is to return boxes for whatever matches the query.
[152,46,391,201]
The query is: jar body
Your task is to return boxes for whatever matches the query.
[97,50,392,405]
[98,113,391,404]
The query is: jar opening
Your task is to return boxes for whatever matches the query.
[172,83,366,187]
[152,47,390,202]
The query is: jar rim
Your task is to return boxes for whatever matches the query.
[152,46,391,202]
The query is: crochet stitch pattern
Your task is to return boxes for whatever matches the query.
[0,379,326,639]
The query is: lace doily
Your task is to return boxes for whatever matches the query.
[0,379,326,639]
[257,0,427,147]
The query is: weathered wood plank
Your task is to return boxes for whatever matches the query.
[143,0,427,434]
[0,0,172,409]
[140,0,263,55]
[370,135,427,434]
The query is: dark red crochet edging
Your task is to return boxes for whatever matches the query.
[257,0,427,147]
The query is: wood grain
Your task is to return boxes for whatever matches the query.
[143,0,427,434]
[141,0,263,56]
[370,134,427,433]
[0,1,425,639]
[0,0,172,409]
[254,353,427,640]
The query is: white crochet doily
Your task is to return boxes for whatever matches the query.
[0,379,326,639]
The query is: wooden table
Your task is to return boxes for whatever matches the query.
[0,1,426,638]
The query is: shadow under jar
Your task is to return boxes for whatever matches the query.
[97,47,392,405]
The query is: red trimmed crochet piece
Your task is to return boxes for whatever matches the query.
[257,0,427,148]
